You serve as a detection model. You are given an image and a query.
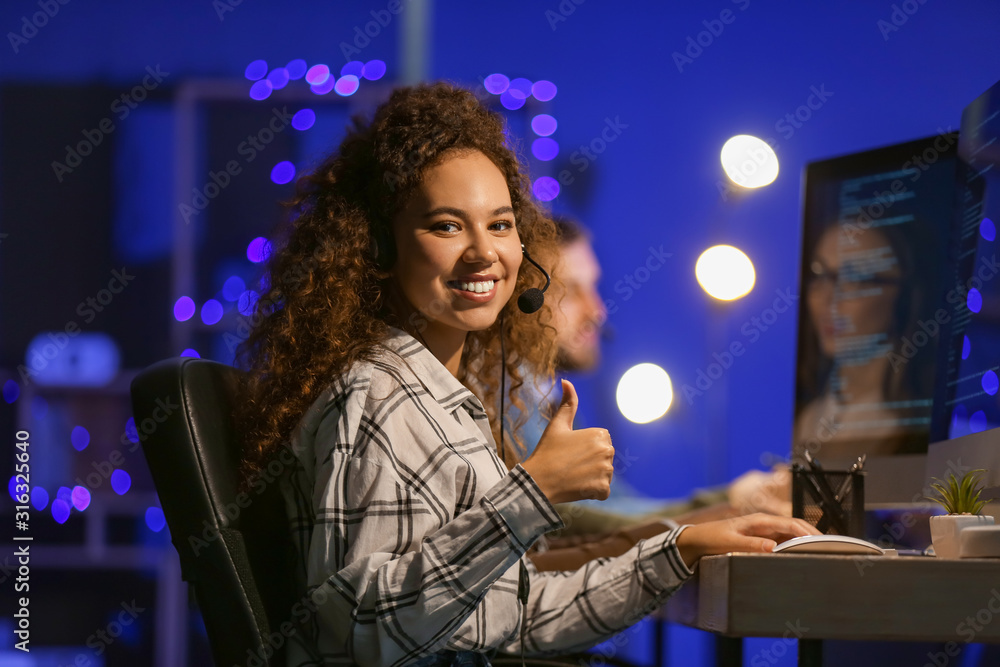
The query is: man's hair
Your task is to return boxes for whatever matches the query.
[552,214,589,247]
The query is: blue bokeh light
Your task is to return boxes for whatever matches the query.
[238,290,260,316]
[180,348,200,358]
[310,77,336,95]
[970,409,987,433]
[174,296,196,322]
[983,370,999,395]
[52,499,70,524]
[335,75,360,96]
[72,486,91,511]
[951,403,968,435]
[71,425,90,451]
[31,486,49,511]
[484,73,510,95]
[201,299,224,326]
[962,334,971,359]
[305,64,330,85]
[532,80,557,101]
[968,288,983,313]
[244,59,268,81]
[126,417,139,444]
[247,237,271,263]
[500,91,526,110]
[111,469,132,495]
[531,137,559,161]
[532,176,560,202]
[222,275,246,301]
[362,59,386,80]
[267,67,290,90]
[292,108,316,131]
[271,161,296,185]
[508,78,532,99]
[286,59,307,80]
[57,486,72,505]
[146,506,167,532]
[8,475,21,502]
[981,217,996,241]
[531,114,558,137]
[249,79,273,101]
[3,379,19,404]
[340,61,364,77]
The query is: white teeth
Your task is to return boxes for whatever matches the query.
[455,280,494,293]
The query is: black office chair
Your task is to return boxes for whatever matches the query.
[131,357,639,667]
[130,357,297,667]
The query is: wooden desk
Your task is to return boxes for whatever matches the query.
[661,553,1000,666]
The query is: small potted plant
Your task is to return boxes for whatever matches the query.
[927,469,994,558]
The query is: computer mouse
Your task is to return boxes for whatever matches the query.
[772,534,885,555]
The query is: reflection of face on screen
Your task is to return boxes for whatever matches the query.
[796,219,940,461]
[794,135,957,467]
[807,225,902,360]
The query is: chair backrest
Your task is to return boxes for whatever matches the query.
[130,357,296,667]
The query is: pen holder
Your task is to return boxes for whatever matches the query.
[792,464,866,537]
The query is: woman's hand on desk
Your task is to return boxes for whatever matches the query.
[675,514,820,569]
[521,380,616,506]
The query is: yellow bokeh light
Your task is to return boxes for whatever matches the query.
[721,134,779,188]
[616,363,673,424]
[696,245,755,301]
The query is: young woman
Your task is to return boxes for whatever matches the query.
[236,81,816,667]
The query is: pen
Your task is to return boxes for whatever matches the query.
[804,452,848,533]
[815,455,865,533]
[832,455,866,502]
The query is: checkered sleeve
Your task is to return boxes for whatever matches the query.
[305,381,564,667]
[503,525,695,656]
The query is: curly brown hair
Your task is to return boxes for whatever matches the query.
[234,81,560,487]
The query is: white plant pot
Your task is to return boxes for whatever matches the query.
[929,514,995,559]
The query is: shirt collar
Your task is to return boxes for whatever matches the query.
[383,327,485,416]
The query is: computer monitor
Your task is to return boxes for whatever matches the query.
[794,133,959,504]
[926,79,1000,495]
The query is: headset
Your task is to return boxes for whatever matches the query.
[516,244,550,314]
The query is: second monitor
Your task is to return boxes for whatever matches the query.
[794,132,959,504]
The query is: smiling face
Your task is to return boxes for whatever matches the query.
[389,149,522,353]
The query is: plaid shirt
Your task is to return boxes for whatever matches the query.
[280,327,693,666]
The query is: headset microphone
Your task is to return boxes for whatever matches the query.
[517,244,551,314]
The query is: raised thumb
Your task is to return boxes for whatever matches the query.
[551,379,578,430]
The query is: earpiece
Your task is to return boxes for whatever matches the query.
[518,244,551,314]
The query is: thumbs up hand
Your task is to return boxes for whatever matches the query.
[520,380,616,505]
